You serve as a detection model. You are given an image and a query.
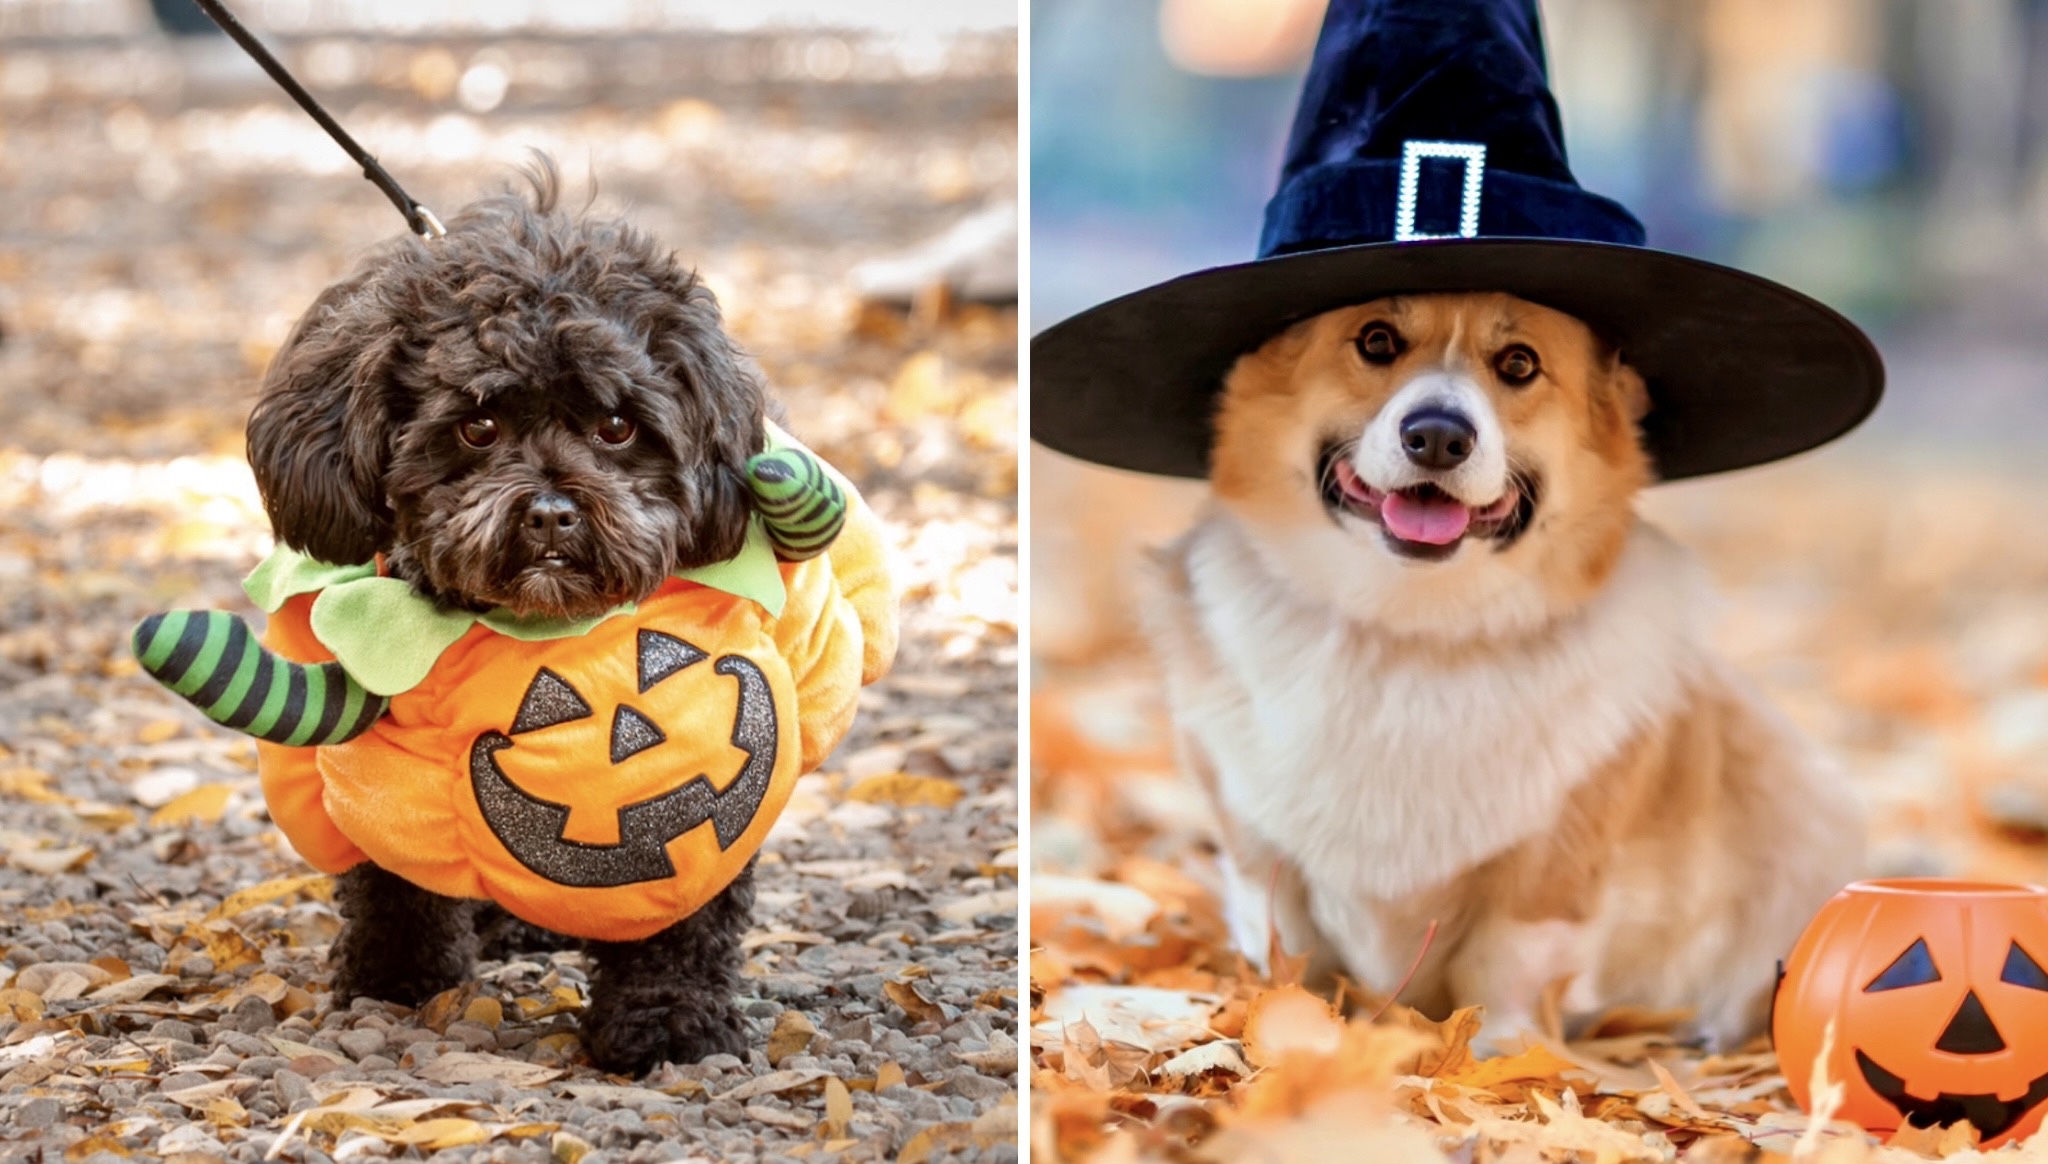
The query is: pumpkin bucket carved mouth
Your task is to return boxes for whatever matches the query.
[1856,1049,2048,1141]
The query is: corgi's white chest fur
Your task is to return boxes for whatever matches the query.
[1169,513,1706,904]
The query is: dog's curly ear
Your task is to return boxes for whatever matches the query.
[649,270,767,569]
[246,271,401,566]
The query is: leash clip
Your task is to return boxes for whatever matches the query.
[411,205,447,241]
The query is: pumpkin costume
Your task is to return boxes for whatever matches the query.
[146,431,895,943]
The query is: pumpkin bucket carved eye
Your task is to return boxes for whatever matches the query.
[1865,937,1942,992]
[2003,942,2048,991]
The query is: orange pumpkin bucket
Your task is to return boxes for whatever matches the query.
[1774,878,2048,1147]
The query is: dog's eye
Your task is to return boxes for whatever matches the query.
[1356,324,1402,366]
[595,414,637,447]
[457,416,499,449]
[1495,344,1540,386]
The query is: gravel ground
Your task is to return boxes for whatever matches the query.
[0,20,1018,1164]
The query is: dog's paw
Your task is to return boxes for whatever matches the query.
[581,991,747,1075]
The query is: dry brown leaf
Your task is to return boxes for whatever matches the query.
[560,1083,673,1105]
[221,971,290,1011]
[63,1133,131,1161]
[1241,984,1342,1068]
[747,1103,813,1131]
[137,719,184,745]
[11,843,93,874]
[719,1069,829,1102]
[71,801,137,830]
[1408,1005,1485,1078]
[529,1032,582,1064]
[1645,1056,1709,1120]
[513,985,584,1020]
[461,997,503,1030]
[16,961,113,995]
[418,981,481,1033]
[185,920,262,973]
[955,1030,1019,1074]
[1160,1039,1252,1080]
[767,1009,817,1066]
[1035,984,1219,1052]
[1232,1020,1438,1121]
[0,767,62,803]
[551,1130,595,1164]
[415,1052,563,1087]
[1687,1135,1793,1164]
[0,987,46,1021]
[148,783,232,827]
[844,772,966,808]
[936,888,1017,924]
[1795,1020,1846,1159]
[900,1121,990,1164]
[1199,1094,1450,1164]
[207,873,331,920]
[884,977,946,1025]
[876,1060,906,1091]
[1460,1090,1662,1163]
[1029,874,1162,942]
[384,1118,491,1149]
[741,930,834,952]
[266,1036,345,1065]
[1440,1043,1578,1091]
[821,1076,853,1138]
[87,973,178,1004]
[1886,1119,1979,1157]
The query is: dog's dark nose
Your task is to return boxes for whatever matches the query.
[524,493,580,539]
[1400,409,1476,470]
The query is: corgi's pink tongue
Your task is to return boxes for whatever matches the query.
[1380,491,1471,545]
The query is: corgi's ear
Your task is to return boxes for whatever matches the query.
[1610,355,1650,423]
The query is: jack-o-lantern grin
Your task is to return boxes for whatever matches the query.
[1839,933,2048,1141]
[1855,1049,2048,1142]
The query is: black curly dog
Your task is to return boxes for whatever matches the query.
[248,158,765,1073]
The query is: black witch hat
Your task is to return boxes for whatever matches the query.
[1030,0,1883,481]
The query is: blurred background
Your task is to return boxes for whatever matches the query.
[1032,0,2048,919]
[0,1,1018,1155]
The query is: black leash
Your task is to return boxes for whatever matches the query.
[190,0,445,240]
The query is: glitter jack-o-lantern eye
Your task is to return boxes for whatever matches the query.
[1777,880,2048,1148]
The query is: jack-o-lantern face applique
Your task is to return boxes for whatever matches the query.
[1777,880,2048,1148]
[468,629,779,889]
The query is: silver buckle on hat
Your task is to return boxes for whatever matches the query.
[1395,141,1486,241]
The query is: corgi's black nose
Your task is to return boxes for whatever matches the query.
[1400,409,1475,470]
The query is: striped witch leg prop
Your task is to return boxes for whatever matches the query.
[131,611,388,746]
[744,447,847,561]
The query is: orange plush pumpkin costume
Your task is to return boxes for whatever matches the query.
[250,461,896,942]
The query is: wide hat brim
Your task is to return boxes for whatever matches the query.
[1030,236,1884,481]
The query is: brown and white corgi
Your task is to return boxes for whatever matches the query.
[1143,292,1862,1047]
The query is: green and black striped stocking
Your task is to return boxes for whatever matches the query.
[132,611,388,746]
[745,446,847,561]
